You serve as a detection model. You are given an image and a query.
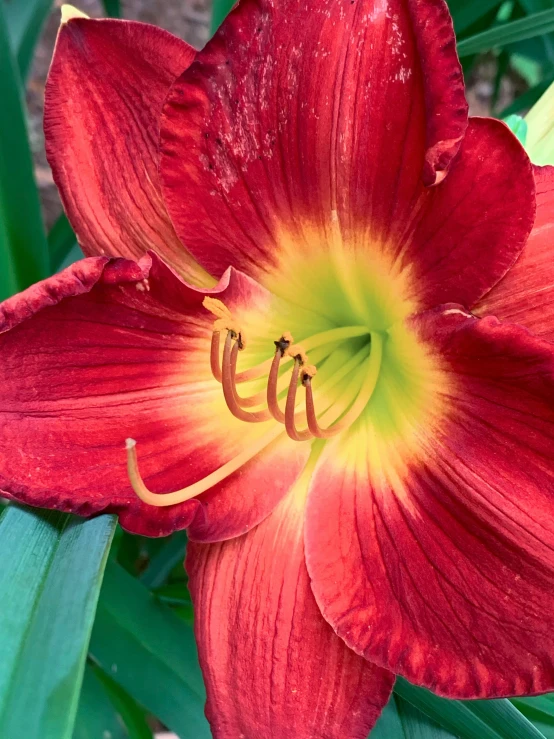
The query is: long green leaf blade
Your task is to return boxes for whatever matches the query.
[140,530,187,589]
[3,0,54,80]
[101,0,122,17]
[457,9,554,56]
[211,0,235,34]
[0,3,49,298]
[0,506,116,739]
[395,678,546,739]
[373,694,458,738]
[451,0,503,35]
[91,665,153,739]
[89,562,211,738]
[73,665,128,739]
[48,212,77,272]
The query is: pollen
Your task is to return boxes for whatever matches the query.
[203,296,245,346]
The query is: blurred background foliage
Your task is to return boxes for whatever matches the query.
[1,0,554,737]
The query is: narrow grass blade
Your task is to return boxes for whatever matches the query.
[457,9,554,56]
[0,3,49,298]
[89,562,211,738]
[0,506,116,739]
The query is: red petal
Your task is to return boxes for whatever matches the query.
[187,469,394,739]
[306,308,554,699]
[45,17,207,283]
[160,0,468,282]
[476,165,554,340]
[0,255,308,538]
[407,0,468,186]
[404,118,535,308]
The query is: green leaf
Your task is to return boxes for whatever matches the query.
[395,678,546,739]
[0,506,116,739]
[154,582,193,606]
[89,562,211,738]
[504,114,528,144]
[211,0,235,34]
[48,212,77,272]
[0,3,49,299]
[372,694,458,738]
[468,698,547,739]
[450,0,504,35]
[372,694,407,738]
[514,696,554,739]
[518,0,554,65]
[91,665,153,739]
[73,665,128,739]
[101,0,122,17]
[457,9,554,56]
[140,530,188,589]
[3,0,54,80]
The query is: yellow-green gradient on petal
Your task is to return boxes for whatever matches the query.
[265,223,418,332]
[220,226,447,476]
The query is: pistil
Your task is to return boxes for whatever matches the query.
[126,425,284,507]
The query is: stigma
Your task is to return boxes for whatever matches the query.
[126,298,382,507]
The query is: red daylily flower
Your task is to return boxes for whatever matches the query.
[1,1,554,736]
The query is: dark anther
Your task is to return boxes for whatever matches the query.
[302,373,312,387]
[274,335,291,355]
[237,333,245,351]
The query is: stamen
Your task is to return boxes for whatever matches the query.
[203,296,232,321]
[228,339,268,409]
[210,331,222,382]
[126,425,283,507]
[305,332,383,438]
[234,325,369,383]
[284,359,313,442]
[221,333,273,423]
[267,349,286,422]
